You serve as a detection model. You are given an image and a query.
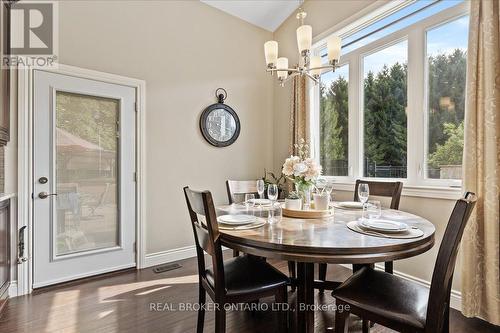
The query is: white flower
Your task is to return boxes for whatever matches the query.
[303,158,322,181]
[282,156,299,176]
[293,162,308,176]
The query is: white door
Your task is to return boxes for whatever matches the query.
[33,69,136,288]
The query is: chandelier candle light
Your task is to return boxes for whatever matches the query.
[264,8,342,86]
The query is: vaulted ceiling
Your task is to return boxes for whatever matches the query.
[201,0,302,32]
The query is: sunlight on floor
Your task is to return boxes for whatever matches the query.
[136,285,171,296]
[97,274,199,299]
[45,289,80,332]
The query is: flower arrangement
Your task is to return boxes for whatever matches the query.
[282,138,322,191]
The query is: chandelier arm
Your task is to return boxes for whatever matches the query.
[308,65,337,72]
[304,72,319,84]
[281,72,300,84]
[266,68,301,74]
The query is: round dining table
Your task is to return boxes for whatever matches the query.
[218,205,435,333]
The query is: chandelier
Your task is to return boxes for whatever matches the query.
[264,8,342,86]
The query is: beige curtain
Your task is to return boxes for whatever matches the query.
[461,0,500,325]
[289,75,308,155]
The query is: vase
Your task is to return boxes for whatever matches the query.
[313,193,329,210]
[295,182,312,209]
[285,198,302,210]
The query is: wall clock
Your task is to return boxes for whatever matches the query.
[199,88,240,147]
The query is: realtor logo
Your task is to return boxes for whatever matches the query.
[11,2,53,54]
[3,1,58,67]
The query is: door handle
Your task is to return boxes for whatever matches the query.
[38,192,57,199]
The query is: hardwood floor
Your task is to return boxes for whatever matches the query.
[0,252,498,333]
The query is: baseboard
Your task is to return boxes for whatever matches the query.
[144,245,197,268]
[337,263,461,310]
[8,281,17,298]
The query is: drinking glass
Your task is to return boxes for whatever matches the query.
[257,179,265,199]
[244,194,255,211]
[358,183,369,218]
[358,183,369,204]
[267,184,278,223]
[366,200,381,220]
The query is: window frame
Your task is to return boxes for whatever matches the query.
[311,1,469,190]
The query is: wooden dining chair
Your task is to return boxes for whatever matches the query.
[225,180,259,205]
[332,192,477,333]
[226,180,258,257]
[226,179,297,290]
[184,186,289,333]
[318,179,403,292]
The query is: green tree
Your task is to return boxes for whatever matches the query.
[320,75,348,175]
[364,63,407,176]
[428,49,466,154]
[428,121,464,168]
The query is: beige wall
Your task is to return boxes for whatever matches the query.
[57,0,274,254]
[272,0,462,292]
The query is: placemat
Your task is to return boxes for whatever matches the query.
[218,220,266,231]
[346,221,424,239]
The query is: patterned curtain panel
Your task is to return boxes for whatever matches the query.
[289,75,308,155]
[461,0,500,325]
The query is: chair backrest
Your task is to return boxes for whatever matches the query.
[353,179,403,209]
[183,186,225,288]
[425,192,477,333]
[226,180,259,204]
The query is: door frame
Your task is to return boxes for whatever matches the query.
[16,64,146,295]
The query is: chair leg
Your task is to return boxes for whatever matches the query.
[215,306,226,333]
[288,261,296,292]
[362,319,370,333]
[442,303,450,333]
[318,263,327,293]
[197,284,206,333]
[275,286,288,332]
[384,261,393,274]
[232,250,239,257]
[335,303,349,333]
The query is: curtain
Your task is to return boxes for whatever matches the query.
[461,0,500,325]
[289,75,308,155]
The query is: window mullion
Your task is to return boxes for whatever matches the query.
[407,28,425,186]
[349,55,361,180]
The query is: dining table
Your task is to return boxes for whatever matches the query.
[217,204,435,333]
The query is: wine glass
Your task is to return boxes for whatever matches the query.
[267,184,278,223]
[257,179,265,199]
[358,183,369,219]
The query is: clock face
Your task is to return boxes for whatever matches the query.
[206,108,237,142]
[200,103,240,147]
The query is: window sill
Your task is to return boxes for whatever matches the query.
[329,181,462,200]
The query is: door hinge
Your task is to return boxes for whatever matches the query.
[135,102,139,113]
[133,172,137,182]
[133,242,137,253]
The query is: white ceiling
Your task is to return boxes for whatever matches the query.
[201,0,302,32]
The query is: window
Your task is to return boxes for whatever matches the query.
[425,16,469,180]
[363,41,407,178]
[320,65,349,176]
[313,0,468,188]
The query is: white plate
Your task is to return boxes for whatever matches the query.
[359,219,409,233]
[217,214,256,226]
[335,201,364,209]
[249,198,272,206]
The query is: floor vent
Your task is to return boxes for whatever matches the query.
[153,263,182,273]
